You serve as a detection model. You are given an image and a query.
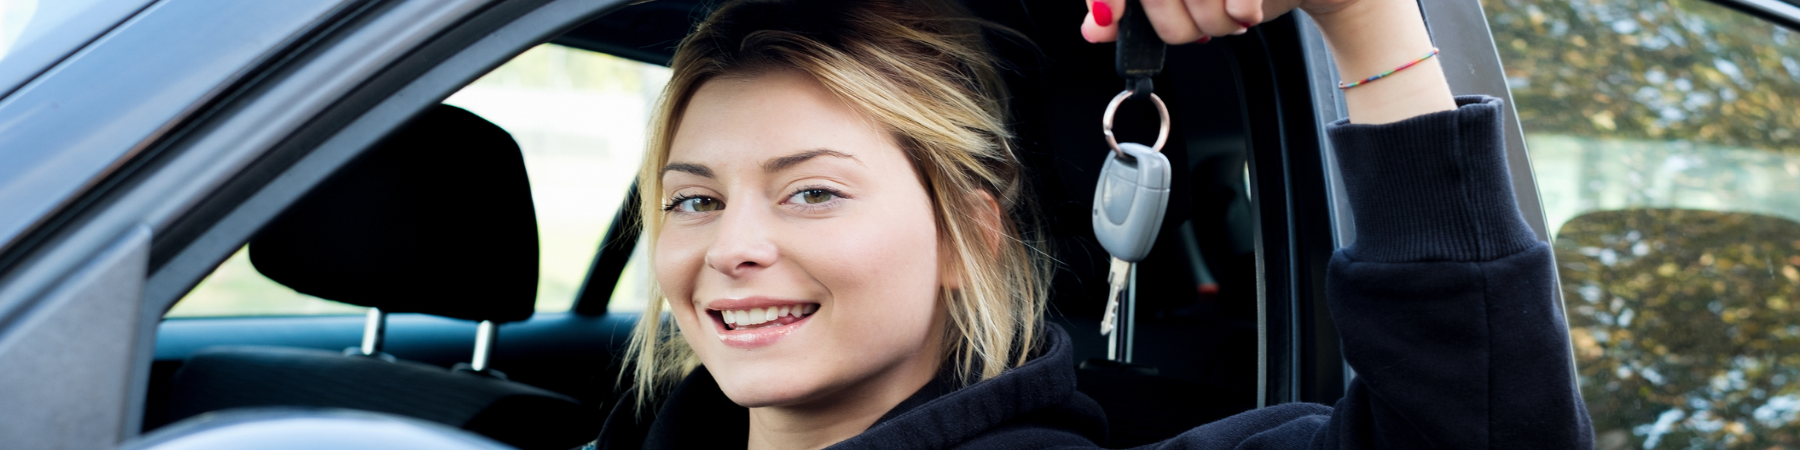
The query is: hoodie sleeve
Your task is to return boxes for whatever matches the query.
[1149,96,1594,450]
[1312,95,1592,449]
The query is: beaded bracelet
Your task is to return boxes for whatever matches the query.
[1338,48,1440,89]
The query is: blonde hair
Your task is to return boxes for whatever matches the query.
[623,0,1051,410]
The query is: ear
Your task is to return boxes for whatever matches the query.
[940,190,1005,290]
[972,190,1004,254]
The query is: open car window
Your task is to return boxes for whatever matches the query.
[166,43,668,318]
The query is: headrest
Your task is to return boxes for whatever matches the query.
[250,105,538,323]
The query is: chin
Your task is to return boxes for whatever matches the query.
[716,369,828,408]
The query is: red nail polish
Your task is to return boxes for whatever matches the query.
[1195,35,1211,44]
[1093,2,1113,27]
[1239,21,1255,29]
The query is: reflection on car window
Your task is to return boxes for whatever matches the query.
[1488,0,1800,447]
[166,44,668,318]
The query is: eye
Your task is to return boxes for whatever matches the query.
[789,188,838,205]
[665,195,723,213]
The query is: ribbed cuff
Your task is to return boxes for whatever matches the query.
[1326,95,1540,263]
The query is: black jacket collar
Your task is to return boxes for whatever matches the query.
[598,324,1106,449]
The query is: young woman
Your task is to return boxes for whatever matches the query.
[595,0,1594,448]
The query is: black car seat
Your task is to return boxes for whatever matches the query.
[164,105,599,450]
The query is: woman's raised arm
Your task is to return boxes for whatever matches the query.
[1081,1,1595,448]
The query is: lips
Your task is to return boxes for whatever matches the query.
[704,297,821,348]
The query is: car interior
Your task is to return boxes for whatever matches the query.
[160,104,597,449]
[143,1,1329,448]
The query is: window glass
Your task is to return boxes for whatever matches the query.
[1487,0,1800,447]
[166,44,667,318]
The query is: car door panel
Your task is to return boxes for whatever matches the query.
[0,226,148,448]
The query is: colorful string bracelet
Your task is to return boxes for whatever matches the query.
[1338,48,1440,89]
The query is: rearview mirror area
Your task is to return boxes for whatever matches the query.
[1555,208,1800,447]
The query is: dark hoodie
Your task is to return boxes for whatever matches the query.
[596,96,1595,449]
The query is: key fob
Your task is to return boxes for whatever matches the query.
[1091,142,1170,263]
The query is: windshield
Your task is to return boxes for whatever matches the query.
[0,0,154,99]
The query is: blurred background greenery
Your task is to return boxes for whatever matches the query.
[166,44,665,318]
[1485,0,1800,448]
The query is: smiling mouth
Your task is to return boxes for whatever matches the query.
[711,304,819,331]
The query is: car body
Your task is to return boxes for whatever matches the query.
[0,0,1794,448]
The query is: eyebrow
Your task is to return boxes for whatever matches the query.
[661,148,860,179]
[763,148,860,173]
[661,162,713,178]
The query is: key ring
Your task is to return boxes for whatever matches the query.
[1101,89,1170,158]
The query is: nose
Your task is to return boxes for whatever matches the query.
[704,205,780,277]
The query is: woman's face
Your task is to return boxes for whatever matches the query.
[656,69,947,409]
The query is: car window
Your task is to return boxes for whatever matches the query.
[1486,0,1800,447]
[166,44,668,318]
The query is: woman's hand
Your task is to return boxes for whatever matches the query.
[1080,0,1458,124]
[1080,0,1362,44]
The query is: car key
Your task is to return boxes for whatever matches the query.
[1093,141,1171,339]
[1099,257,1130,336]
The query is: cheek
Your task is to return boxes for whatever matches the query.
[801,195,944,332]
[654,229,705,321]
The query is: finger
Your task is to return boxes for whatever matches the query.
[1182,0,1247,36]
[1224,0,1266,28]
[1081,0,1123,43]
[1139,0,1206,44]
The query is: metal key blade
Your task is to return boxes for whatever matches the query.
[1100,257,1130,335]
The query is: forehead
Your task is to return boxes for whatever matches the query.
[667,69,899,170]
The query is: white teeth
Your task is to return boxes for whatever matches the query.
[718,304,820,329]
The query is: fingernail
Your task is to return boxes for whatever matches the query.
[1093,1,1113,27]
[1239,21,1255,28]
[1195,35,1211,44]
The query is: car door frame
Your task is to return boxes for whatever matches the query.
[0,0,651,446]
